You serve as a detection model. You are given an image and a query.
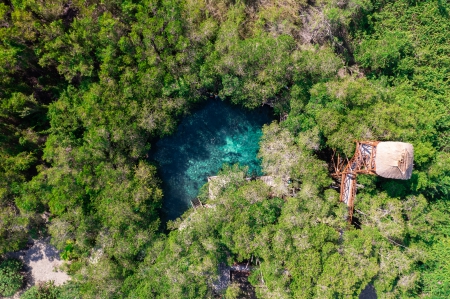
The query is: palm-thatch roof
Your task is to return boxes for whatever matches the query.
[375,142,414,179]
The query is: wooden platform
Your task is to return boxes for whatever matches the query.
[190,198,203,209]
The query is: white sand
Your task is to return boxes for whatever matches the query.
[5,237,70,298]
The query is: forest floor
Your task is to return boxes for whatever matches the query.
[5,237,70,298]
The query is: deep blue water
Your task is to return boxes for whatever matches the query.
[152,99,273,220]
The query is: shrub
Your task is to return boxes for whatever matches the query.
[21,281,81,299]
[225,283,242,299]
[21,281,59,299]
[0,258,23,297]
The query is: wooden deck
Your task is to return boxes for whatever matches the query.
[190,198,203,209]
[337,141,377,221]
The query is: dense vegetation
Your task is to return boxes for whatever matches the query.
[0,0,449,298]
[0,258,23,296]
[21,281,80,299]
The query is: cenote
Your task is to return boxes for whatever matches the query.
[152,99,273,220]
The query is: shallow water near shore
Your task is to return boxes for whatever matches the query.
[152,99,273,220]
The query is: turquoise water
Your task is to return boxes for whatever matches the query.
[152,99,273,220]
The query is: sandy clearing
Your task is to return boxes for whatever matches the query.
[4,237,70,298]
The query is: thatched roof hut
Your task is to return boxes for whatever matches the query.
[375,142,414,179]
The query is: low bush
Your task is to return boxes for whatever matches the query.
[21,281,81,299]
[0,258,23,297]
[21,281,59,299]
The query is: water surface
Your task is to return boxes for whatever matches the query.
[152,99,273,220]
